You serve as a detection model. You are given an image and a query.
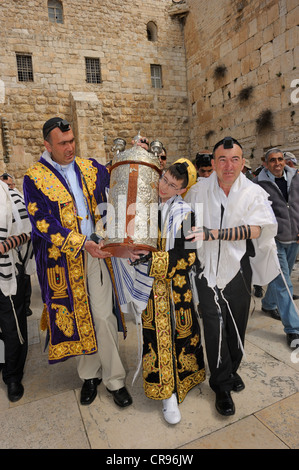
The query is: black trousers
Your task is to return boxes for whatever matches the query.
[0,264,28,384]
[196,254,252,393]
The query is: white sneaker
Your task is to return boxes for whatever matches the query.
[162,393,181,424]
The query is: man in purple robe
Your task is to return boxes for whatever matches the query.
[23,117,132,408]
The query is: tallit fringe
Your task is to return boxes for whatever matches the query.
[132,311,143,386]
[220,289,246,361]
[9,296,24,345]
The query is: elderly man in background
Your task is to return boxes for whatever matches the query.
[254,148,299,348]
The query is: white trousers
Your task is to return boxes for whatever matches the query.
[76,253,126,390]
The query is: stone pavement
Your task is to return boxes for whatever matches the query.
[0,266,299,451]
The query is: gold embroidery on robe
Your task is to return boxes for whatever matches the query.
[52,303,75,337]
[36,219,50,233]
[173,274,186,288]
[176,307,192,339]
[48,245,61,260]
[27,201,38,216]
[172,290,181,304]
[143,343,160,378]
[178,347,199,373]
[183,289,193,303]
[50,232,65,247]
[149,252,169,279]
[47,265,68,299]
[142,299,155,330]
[188,252,196,266]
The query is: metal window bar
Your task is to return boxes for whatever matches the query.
[151,65,162,88]
[48,6,63,23]
[85,58,102,84]
[16,55,34,82]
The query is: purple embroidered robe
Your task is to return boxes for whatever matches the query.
[23,156,126,363]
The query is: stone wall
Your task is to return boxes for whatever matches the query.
[184,0,299,168]
[0,0,189,188]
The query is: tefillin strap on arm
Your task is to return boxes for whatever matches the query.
[203,225,252,241]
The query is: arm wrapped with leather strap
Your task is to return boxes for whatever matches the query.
[0,232,30,254]
[203,224,259,241]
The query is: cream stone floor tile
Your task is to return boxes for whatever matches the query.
[0,391,90,449]
[0,343,82,407]
[246,320,299,372]
[255,393,299,449]
[77,321,299,450]
[179,415,289,449]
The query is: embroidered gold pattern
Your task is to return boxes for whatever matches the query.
[176,308,192,339]
[47,265,68,299]
[61,230,86,258]
[142,299,155,330]
[48,245,61,260]
[143,343,160,378]
[50,232,65,247]
[173,274,186,288]
[27,201,38,216]
[52,303,75,337]
[149,252,169,279]
[183,289,193,303]
[143,279,174,401]
[178,347,199,373]
[172,290,181,304]
[176,258,188,270]
[188,252,196,266]
[36,219,50,233]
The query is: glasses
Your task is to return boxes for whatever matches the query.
[159,155,166,161]
[161,175,181,190]
[268,157,284,163]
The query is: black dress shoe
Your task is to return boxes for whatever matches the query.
[286,333,299,348]
[7,382,24,402]
[107,386,132,407]
[293,294,299,300]
[262,307,281,320]
[80,378,101,405]
[215,391,235,416]
[253,285,264,298]
[231,373,245,392]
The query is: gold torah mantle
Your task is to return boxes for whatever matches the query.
[102,146,161,258]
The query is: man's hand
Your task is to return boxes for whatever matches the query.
[84,240,112,258]
[127,248,150,263]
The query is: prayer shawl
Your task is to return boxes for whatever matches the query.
[185,171,280,289]
[0,181,32,297]
[112,195,192,315]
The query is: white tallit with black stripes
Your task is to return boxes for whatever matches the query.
[0,180,34,297]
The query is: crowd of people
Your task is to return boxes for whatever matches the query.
[0,117,298,428]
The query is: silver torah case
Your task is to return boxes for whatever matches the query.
[99,143,161,258]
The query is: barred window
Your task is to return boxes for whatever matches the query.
[85,58,102,84]
[16,54,34,82]
[48,0,63,24]
[150,64,162,88]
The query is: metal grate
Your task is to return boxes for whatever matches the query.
[48,0,63,24]
[85,58,102,84]
[150,64,162,88]
[16,54,34,82]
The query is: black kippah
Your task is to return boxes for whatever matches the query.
[43,117,64,139]
[176,161,189,174]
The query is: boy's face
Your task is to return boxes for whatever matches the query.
[159,171,185,203]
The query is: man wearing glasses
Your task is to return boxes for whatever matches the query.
[254,148,299,348]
